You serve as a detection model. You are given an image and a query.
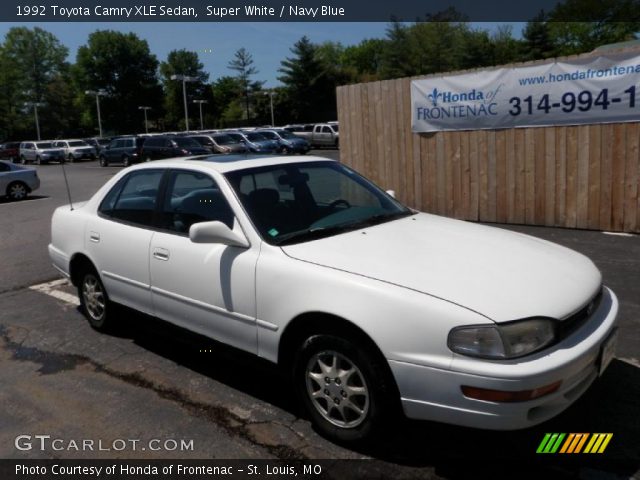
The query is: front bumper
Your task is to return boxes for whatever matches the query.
[389,287,619,430]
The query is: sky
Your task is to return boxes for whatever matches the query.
[0,22,525,88]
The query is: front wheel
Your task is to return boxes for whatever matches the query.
[19,155,26,164]
[122,155,130,167]
[67,154,74,163]
[99,155,108,167]
[78,267,113,331]
[294,334,395,444]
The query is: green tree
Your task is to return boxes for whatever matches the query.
[0,27,71,139]
[342,38,387,81]
[75,30,162,135]
[160,49,211,130]
[228,47,264,122]
[211,76,244,127]
[279,36,336,122]
[522,11,556,60]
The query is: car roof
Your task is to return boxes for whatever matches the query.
[125,154,335,174]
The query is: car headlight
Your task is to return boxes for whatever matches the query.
[448,318,555,359]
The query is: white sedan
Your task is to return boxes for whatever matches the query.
[0,160,40,200]
[48,155,618,443]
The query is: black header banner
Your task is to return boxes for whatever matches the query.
[1,0,629,22]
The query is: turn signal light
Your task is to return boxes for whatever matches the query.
[461,380,561,402]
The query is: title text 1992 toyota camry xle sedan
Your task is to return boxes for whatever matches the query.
[48,154,618,443]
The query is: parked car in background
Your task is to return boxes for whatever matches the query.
[256,129,310,154]
[19,141,65,165]
[140,135,210,161]
[190,134,248,154]
[99,136,145,167]
[293,123,339,148]
[83,138,112,157]
[0,160,39,200]
[229,131,279,153]
[0,142,21,163]
[54,139,96,163]
[48,154,618,445]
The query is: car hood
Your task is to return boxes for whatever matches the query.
[281,213,601,322]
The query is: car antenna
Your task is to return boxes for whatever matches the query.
[60,160,74,210]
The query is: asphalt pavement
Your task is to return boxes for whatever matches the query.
[0,153,638,479]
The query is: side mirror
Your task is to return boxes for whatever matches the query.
[189,221,249,248]
[386,190,396,198]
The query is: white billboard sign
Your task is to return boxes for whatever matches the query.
[411,52,640,132]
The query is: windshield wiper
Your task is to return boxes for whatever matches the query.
[275,210,413,246]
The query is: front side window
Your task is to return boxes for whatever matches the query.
[99,170,163,227]
[226,161,411,245]
[159,170,234,234]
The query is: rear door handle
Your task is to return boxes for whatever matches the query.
[89,231,100,243]
[152,248,170,261]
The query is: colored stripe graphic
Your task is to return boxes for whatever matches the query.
[538,433,613,454]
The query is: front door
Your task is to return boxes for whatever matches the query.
[149,169,259,354]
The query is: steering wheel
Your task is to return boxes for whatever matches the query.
[328,199,351,210]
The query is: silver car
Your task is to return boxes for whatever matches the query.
[19,141,65,165]
[0,160,40,200]
[53,139,96,162]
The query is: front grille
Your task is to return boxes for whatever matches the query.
[555,287,603,340]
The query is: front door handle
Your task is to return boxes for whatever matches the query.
[152,248,170,261]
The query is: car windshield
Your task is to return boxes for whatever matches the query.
[259,131,279,140]
[278,131,298,139]
[225,161,412,246]
[36,142,53,148]
[246,132,268,142]
[213,134,239,145]
[226,133,245,142]
[173,137,200,148]
[68,141,88,147]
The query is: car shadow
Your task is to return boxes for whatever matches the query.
[0,195,49,204]
[102,306,639,477]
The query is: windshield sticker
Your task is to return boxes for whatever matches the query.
[268,228,279,237]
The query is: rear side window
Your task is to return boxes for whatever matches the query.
[99,170,164,227]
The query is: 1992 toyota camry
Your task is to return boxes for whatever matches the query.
[48,154,618,443]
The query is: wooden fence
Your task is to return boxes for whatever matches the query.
[336,53,640,233]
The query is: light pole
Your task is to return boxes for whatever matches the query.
[170,74,198,131]
[24,102,44,140]
[138,106,151,133]
[192,100,207,130]
[85,89,108,137]
[264,91,276,127]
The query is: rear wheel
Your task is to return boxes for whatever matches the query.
[7,181,28,200]
[294,334,395,444]
[78,267,113,331]
[99,155,108,167]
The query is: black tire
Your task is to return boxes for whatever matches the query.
[35,156,41,165]
[77,266,113,331]
[67,154,74,163]
[122,155,130,167]
[6,181,29,201]
[99,155,108,167]
[19,155,26,165]
[294,334,395,444]
[145,156,152,162]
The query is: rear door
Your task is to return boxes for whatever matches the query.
[86,169,164,314]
